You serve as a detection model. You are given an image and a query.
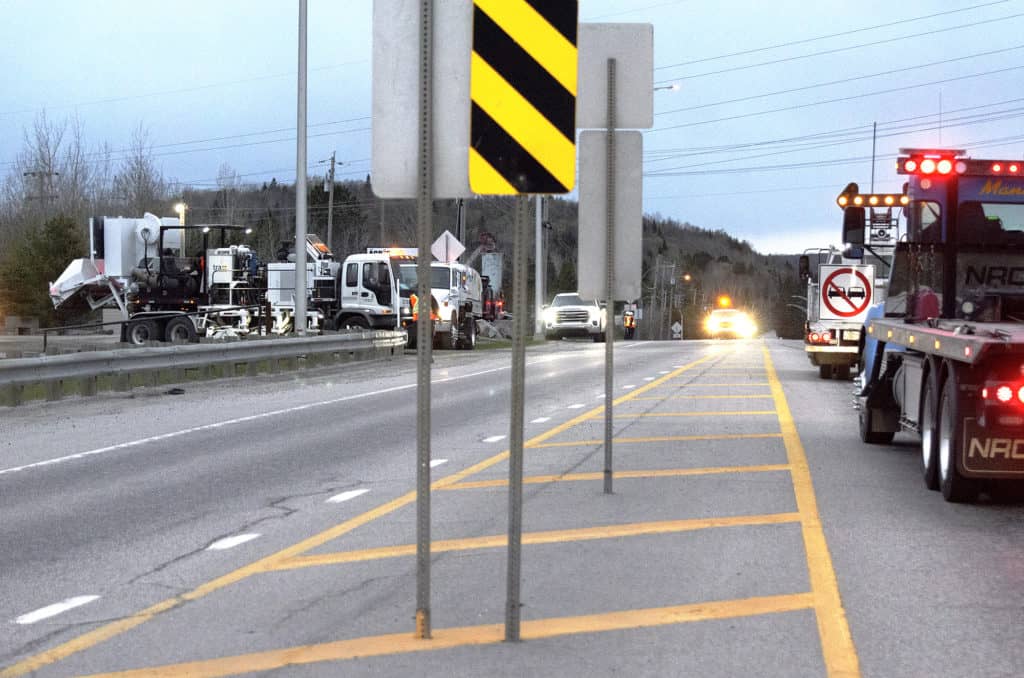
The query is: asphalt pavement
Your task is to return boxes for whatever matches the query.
[1,338,1022,677]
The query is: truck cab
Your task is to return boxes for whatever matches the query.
[398,260,481,349]
[851,149,1024,501]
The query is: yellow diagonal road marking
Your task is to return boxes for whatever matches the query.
[0,353,719,677]
[442,464,791,490]
[271,512,800,572]
[529,432,782,449]
[83,594,814,678]
[474,0,578,94]
[763,345,861,677]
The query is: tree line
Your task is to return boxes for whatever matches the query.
[0,113,806,336]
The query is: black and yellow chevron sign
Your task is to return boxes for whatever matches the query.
[469,0,578,195]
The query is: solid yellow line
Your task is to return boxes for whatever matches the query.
[611,410,776,418]
[470,52,575,189]
[474,0,577,94]
[270,512,800,572]
[630,394,773,400]
[1,353,718,677]
[468,147,518,194]
[762,345,861,677]
[442,464,792,490]
[529,432,782,449]
[82,594,814,678]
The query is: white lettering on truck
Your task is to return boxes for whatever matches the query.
[968,437,1024,459]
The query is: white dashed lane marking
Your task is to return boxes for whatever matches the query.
[206,534,261,551]
[530,417,551,424]
[483,435,506,443]
[15,596,100,625]
[567,404,585,409]
[326,489,370,504]
[430,459,448,468]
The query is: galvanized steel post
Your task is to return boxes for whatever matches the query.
[505,196,530,641]
[294,0,308,335]
[414,0,434,640]
[604,58,617,495]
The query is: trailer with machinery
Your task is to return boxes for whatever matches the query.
[852,148,1024,502]
[49,214,265,344]
[800,186,901,379]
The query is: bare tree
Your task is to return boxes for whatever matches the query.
[113,123,166,215]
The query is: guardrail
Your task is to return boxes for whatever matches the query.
[0,330,407,407]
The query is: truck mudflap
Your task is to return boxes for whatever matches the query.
[961,418,1024,477]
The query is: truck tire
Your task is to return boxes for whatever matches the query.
[819,364,832,379]
[457,315,476,350]
[937,368,979,503]
[337,314,369,330]
[859,404,895,445]
[128,319,160,345]
[920,366,941,491]
[164,316,198,343]
[832,365,851,380]
[440,313,458,350]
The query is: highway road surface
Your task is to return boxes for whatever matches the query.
[2,338,1023,677]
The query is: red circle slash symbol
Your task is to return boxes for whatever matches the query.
[821,268,872,318]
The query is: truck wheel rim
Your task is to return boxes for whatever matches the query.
[921,386,934,469]
[939,392,953,480]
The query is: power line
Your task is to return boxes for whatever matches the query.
[656,10,1024,82]
[658,45,1024,116]
[655,0,1010,69]
[649,63,1024,133]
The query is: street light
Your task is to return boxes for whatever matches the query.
[174,202,187,226]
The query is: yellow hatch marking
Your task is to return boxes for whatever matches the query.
[81,594,814,678]
[0,353,717,677]
[529,432,782,448]
[442,464,791,490]
[611,410,776,418]
[763,345,861,677]
[271,513,801,572]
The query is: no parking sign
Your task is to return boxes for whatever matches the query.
[818,265,875,322]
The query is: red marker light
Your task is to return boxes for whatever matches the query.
[810,333,819,343]
[997,385,1013,403]
[955,161,968,174]
[1017,386,1024,404]
[1011,164,1020,174]
[920,159,937,174]
[821,331,831,342]
[904,159,918,172]
[937,159,953,175]
[982,387,989,399]
[993,163,1003,173]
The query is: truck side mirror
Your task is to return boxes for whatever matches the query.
[842,206,866,245]
[798,255,810,281]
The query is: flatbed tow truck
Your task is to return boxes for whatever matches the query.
[853,148,1024,502]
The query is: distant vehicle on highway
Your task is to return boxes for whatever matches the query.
[542,293,606,342]
[703,308,757,339]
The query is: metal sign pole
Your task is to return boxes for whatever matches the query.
[505,195,529,641]
[603,58,617,495]
[414,0,434,641]
[294,0,308,336]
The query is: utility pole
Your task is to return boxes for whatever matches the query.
[323,151,336,251]
[24,169,59,218]
[456,198,466,257]
[294,0,308,335]
[648,255,661,340]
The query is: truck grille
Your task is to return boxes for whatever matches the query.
[556,309,589,323]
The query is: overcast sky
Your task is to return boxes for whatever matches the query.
[2,0,1023,253]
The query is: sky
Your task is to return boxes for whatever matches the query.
[1,0,1023,253]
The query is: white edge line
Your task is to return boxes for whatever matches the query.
[15,595,100,625]
[326,488,370,504]
[1,363,532,478]
[206,533,261,551]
